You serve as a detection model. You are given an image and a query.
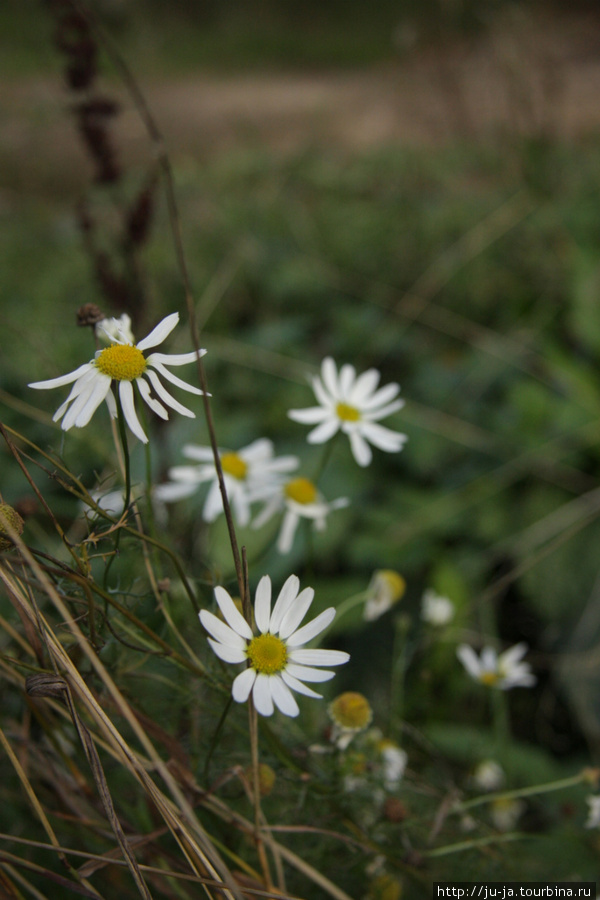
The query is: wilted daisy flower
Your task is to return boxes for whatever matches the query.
[363,570,406,621]
[29,312,206,444]
[252,476,349,554]
[457,642,536,690]
[421,589,455,627]
[0,504,25,552]
[155,438,298,527]
[199,574,350,717]
[328,692,373,749]
[96,313,134,345]
[288,357,407,467]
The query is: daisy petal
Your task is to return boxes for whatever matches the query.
[457,645,482,679]
[349,430,372,466]
[207,638,247,664]
[284,663,336,683]
[254,575,272,634]
[29,362,95,390]
[281,670,324,699]
[199,609,248,649]
[232,668,257,702]
[147,350,206,366]
[360,381,400,411]
[360,421,407,453]
[154,481,199,502]
[136,312,179,352]
[288,406,330,425]
[148,360,204,396]
[252,674,274,716]
[307,417,340,444]
[286,606,335,646]
[269,574,300,633]
[362,398,405,421]
[289,648,350,666]
[321,357,339,398]
[145,368,196,417]
[73,375,112,428]
[136,377,169,420]
[278,587,315,639]
[277,510,300,554]
[270,675,300,716]
[339,363,356,399]
[213,586,254,640]
[348,367,380,404]
[119,380,148,443]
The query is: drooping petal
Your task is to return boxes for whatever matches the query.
[144,368,196,417]
[269,574,300,633]
[29,362,95,391]
[166,464,213,485]
[154,481,200,502]
[203,479,226,523]
[199,608,249,648]
[211,586,253,640]
[252,495,283,530]
[232,488,251,527]
[348,430,372,467]
[362,398,405,421]
[119,380,148,443]
[285,606,335,646]
[312,374,334,408]
[241,438,273,461]
[148,360,204,395]
[289,648,350,667]
[232,667,257,702]
[252,673,274,716]
[146,349,206,366]
[136,377,169,420]
[270,675,300,717]
[254,575,272,634]
[136,312,179,352]
[207,638,247,664]
[281,670,324,699]
[284,663,336,683]
[359,421,407,453]
[278,587,315,640]
[288,406,330,425]
[499,642,528,668]
[72,374,113,428]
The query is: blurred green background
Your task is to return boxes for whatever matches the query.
[2,0,600,889]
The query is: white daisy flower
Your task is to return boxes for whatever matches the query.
[154,438,299,527]
[457,642,536,690]
[29,312,206,444]
[421,589,455,627]
[472,759,505,792]
[288,357,407,467]
[490,797,525,832]
[199,574,350,717]
[363,570,406,621]
[252,476,349,554]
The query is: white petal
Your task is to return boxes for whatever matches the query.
[321,357,340,399]
[213,586,254,639]
[145,368,196,418]
[203,479,225,522]
[360,381,400,411]
[338,363,356,399]
[286,606,335,646]
[136,312,179,352]
[182,445,217,462]
[147,349,206,366]
[119,380,148,443]
[481,647,498,673]
[252,674,274,716]
[29,362,95,390]
[348,367,380,404]
[269,574,300,634]
[199,609,248,648]
[349,430,372,466]
[167,465,213,485]
[313,374,334,408]
[254,575,272,633]
[289,648,350,666]
[457,645,482,679]
[241,438,273,461]
[207,638,247,664]
[288,406,330,425]
[73,374,112,427]
[137,377,169,420]
[281,670,324,699]
[499,642,528,668]
[232,667,256,702]
[148,360,204,396]
[362,398,405,421]
[277,510,299,554]
[252,495,283,530]
[154,481,200,502]
[359,421,407,453]
[284,663,336,683]
[307,417,340,444]
[278,587,315,640]
[270,675,300,716]
[232,489,251,527]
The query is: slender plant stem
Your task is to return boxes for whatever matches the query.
[103,390,131,590]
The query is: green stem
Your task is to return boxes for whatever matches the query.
[389,615,411,741]
[454,770,590,815]
[312,433,339,486]
[103,390,131,590]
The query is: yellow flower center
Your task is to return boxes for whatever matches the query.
[284,477,317,505]
[95,344,147,381]
[221,452,248,481]
[329,692,373,730]
[336,402,361,422]
[247,634,288,675]
[480,671,500,687]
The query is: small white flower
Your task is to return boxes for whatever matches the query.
[363,570,406,621]
[29,312,206,443]
[86,487,128,519]
[288,357,407,467]
[421,589,455,627]
[154,438,298,527]
[490,797,525,831]
[252,476,349,554]
[96,313,134,345]
[457,642,536,690]
[472,759,505,792]
[378,740,408,791]
[585,795,600,829]
[199,575,350,717]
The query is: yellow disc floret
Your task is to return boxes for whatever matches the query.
[247,633,288,674]
[221,452,248,481]
[285,477,317,505]
[336,402,361,422]
[479,671,500,687]
[0,504,25,552]
[329,692,373,731]
[96,344,147,381]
